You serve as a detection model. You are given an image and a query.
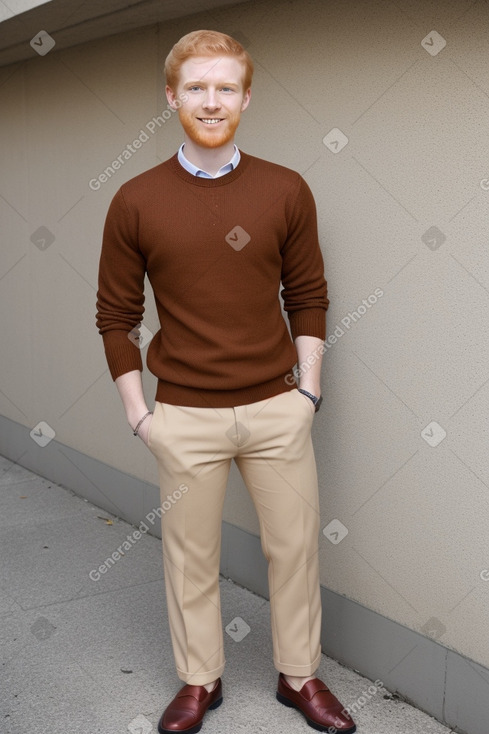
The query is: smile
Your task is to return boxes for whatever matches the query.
[199,118,224,124]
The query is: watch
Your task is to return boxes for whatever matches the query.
[298,388,323,412]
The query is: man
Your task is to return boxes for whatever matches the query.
[96,29,356,734]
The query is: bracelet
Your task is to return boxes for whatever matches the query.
[133,411,152,437]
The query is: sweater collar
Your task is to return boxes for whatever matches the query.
[168,150,250,186]
[177,143,241,178]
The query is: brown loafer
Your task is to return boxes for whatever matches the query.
[158,679,222,734]
[276,673,356,733]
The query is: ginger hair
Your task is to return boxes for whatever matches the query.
[165,30,253,91]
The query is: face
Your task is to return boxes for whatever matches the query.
[166,55,251,149]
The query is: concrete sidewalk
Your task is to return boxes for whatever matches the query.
[0,455,455,734]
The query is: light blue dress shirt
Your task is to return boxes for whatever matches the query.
[177,143,240,178]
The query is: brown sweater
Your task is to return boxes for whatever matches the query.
[96,151,329,408]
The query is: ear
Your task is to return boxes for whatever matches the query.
[240,87,251,112]
[166,84,179,111]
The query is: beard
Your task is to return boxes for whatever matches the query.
[178,107,241,149]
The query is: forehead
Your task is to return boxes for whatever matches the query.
[178,55,245,86]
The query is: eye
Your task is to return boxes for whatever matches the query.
[188,85,203,92]
[221,86,234,92]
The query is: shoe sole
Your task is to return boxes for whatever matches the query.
[158,697,223,734]
[276,692,356,734]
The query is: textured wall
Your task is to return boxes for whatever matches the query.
[1,0,488,671]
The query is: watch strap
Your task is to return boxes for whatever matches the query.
[298,388,322,412]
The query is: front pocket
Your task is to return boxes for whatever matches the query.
[295,389,316,416]
[147,403,160,450]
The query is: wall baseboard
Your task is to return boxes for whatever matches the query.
[1,413,486,734]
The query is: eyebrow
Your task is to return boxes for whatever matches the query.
[184,80,239,87]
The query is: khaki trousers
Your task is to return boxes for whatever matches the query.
[148,388,322,685]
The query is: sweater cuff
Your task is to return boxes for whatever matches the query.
[289,308,326,341]
[102,330,143,381]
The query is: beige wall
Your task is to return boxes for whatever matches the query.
[1,0,488,670]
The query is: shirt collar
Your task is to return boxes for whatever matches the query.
[177,143,240,178]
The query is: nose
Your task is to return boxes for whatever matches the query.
[202,88,220,111]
